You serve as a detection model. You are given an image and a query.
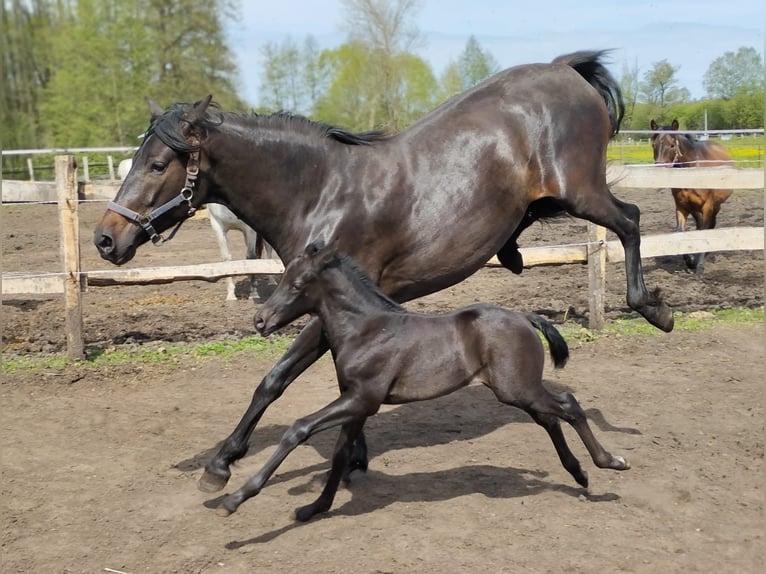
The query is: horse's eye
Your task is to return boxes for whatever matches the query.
[151,161,166,173]
[290,282,302,292]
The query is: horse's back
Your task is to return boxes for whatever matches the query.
[404,60,611,141]
[698,140,733,165]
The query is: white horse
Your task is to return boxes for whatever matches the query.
[117,159,278,300]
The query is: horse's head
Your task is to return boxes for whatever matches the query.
[254,241,336,336]
[650,118,689,166]
[93,96,214,264]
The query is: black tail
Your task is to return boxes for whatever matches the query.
[552,50,625,137]
[525,313,569,369]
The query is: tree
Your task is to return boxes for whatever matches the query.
[618,59,640,128]
[1,0,55,152]
[703,46,764,100]
[340,0,426,129]
[638,59,690,115]
[259,37,304,112]
[3,0,245,149]
[258,35,328,115]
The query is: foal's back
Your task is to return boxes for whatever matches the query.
[342,304,549,405]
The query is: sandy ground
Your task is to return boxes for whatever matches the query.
[1,186,763,573]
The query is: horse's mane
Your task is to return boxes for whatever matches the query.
[326,254,405,313]
[145,102,389,152]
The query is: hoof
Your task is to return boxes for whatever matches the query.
[575,470,589,488]
[641,302,674,333]
[295,501,329,522]
[612,455,630,471]
[198,469,230,493]
[216,495,239,517]
[216,505,234,517]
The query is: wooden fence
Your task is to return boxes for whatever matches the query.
[2,156,763,359]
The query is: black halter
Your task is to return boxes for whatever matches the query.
[107,150,200,244]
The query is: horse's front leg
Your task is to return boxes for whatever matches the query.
[199,318,328,493]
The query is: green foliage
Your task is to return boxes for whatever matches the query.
[3,0,245,150]
[639,59,690,108]
[608,134,764,166]
[703,47,764,100]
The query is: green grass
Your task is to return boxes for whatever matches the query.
[2,307,762,375]
[608,134,764,166]
[557,306,763,344]
[1,334,294,375]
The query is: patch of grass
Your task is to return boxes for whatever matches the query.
[608,134,764,166]
[3,308,762,375]
[557,306,763,344]
[1,334,293,375]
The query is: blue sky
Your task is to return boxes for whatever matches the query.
[226,0,764,107]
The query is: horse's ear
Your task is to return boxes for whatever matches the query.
[671,119,679,131]
[187,95,213,124]
[146,97,164,121]
[650,119,659,131]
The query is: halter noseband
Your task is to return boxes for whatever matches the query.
[107,150,200,244]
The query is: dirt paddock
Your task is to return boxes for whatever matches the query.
[1,187,764,573]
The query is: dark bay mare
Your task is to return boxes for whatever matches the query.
[93,51,671,495]
[215,241,630,520]
[650,119,734,273]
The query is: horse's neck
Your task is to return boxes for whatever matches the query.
[208,124,334,256]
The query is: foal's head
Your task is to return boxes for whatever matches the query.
[254,241,336,336]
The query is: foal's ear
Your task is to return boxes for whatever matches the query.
[671,119,679,131]
[146,97,164,122]
[304,240,326,257]
[650,119,659,131]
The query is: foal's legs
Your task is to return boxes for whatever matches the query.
[521,390,628,485]
[217,396,367,516]
[296,418,366,522]
[569,189,674,332]
[199,318,329,492]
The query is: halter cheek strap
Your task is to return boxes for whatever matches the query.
[107,150,200,244]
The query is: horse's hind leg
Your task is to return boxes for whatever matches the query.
[521,390,628,486]
[527,411,589,487]
[570,190,674,332]
[553,391,629,471]
[296,418,366,522]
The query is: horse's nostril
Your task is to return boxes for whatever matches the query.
[254,315,265,332]
[95,231,114,254]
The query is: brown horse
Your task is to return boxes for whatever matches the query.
[215,241,629,520]
[650,119,734,273]
[93,51,672,495]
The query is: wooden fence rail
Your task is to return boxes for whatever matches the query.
[2,156,764,358]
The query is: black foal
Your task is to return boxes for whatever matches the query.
[217,242,629,520]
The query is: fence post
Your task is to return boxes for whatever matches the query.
[587,223,606,330]
[56,155,85,360]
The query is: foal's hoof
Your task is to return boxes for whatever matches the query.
[215,496,238,517]
[198,469,230,493]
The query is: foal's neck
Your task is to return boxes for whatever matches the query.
[316,263,403,342]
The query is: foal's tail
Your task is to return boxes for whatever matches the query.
[525,313,569,369]
[552,50,625,137]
